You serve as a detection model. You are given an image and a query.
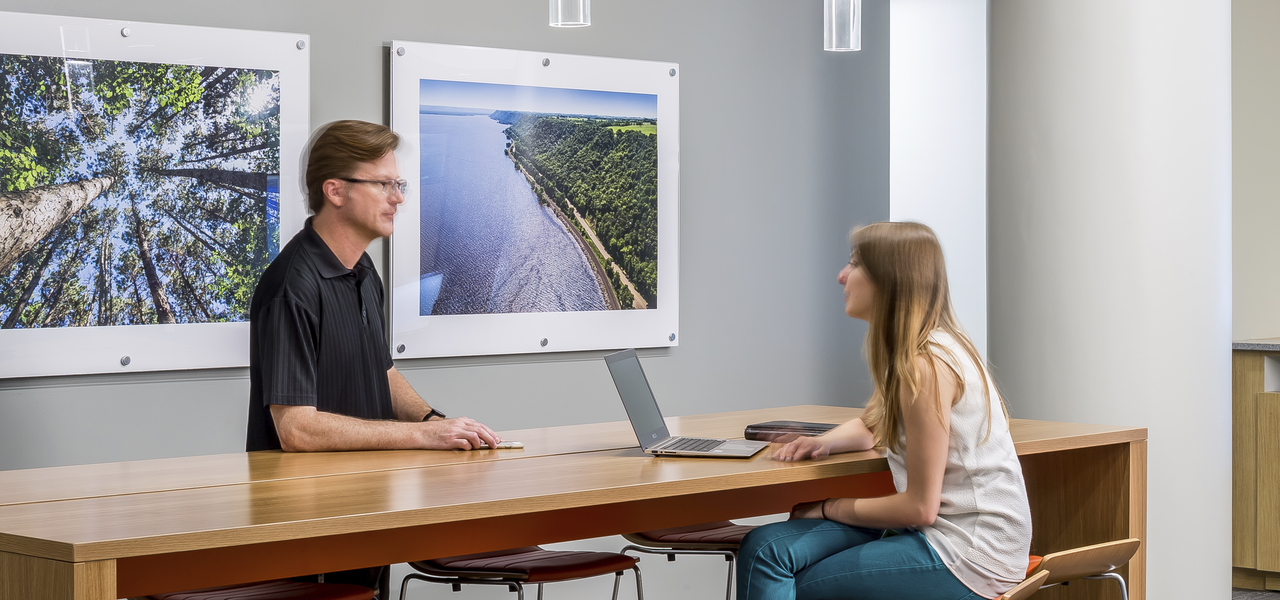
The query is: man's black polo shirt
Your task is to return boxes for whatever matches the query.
[246,218,394,451]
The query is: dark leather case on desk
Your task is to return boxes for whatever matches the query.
[743,421,838,441]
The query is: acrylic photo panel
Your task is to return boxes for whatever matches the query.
[390,42,678,358]
[0,11,309,377]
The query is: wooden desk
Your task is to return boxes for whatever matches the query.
[0,406,1145,600]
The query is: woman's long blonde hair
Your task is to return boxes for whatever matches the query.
[853,222,1007,452]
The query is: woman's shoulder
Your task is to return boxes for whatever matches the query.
[927,329,958,347]
[925,330,963,366]
[925,330,989,389]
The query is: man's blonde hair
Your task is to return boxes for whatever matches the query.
[304,120,400,213]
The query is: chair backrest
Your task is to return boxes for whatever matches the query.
[1032,538,1141,585]
[1000,570,1050,600]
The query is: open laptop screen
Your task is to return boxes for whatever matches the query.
[604,349,670,449]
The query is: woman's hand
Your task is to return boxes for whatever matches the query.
[789,499,827,520]
[769,418,875,462]
[772,435,832,462]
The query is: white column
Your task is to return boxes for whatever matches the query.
[988,1,1231,598]
[890,0,989,355]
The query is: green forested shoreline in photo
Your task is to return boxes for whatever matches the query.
[502,113,658,307]
[0,54,280,329]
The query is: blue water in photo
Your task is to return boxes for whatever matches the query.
[418,113,606,315]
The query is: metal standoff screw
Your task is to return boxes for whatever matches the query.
[542,58,550,67]
[669,68,676,77]
[397,47,406,56]
[120,355,131,366]
[396,344,406,354]
[669,333,676,342]
[296,40,306,50]
[540,338,549,347]
[120,27,131,37]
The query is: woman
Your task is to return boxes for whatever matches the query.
[737,222,1031,600]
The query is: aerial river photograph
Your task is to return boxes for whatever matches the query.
[416,79,657,316]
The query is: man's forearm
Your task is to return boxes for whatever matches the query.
[270,404,501,451]
[273,405,427,451]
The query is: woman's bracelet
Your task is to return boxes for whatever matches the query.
[821,498,832,520]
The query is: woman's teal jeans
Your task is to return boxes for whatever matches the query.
[736,519,984,600]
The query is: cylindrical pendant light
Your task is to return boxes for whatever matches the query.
[550,0,590,27]
[824,0,862,51]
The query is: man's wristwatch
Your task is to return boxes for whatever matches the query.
[422,408,446,421]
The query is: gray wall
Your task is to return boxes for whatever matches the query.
[1233,0,1280,341]
[987,0,1231,598]
[0,0,889,471]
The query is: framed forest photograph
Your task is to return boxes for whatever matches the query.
[389,42,679,359]
[0,12,309,378]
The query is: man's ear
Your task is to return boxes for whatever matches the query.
[321,179,346,209]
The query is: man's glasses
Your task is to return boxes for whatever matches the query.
[341,178,409,196]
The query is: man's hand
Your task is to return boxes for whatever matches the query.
[419,417,502,450]
[771,435,832,462]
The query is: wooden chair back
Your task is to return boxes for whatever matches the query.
[1032,538,1141,585]
[1000,570,1050,600]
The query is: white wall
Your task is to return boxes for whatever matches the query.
[889,0,989,355]
[988,1,1232,599]
[1233,0,1280,341]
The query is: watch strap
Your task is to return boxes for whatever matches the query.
[422,408,446,421]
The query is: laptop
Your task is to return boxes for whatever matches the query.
[604,349,769,458]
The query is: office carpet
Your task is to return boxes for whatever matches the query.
[1236,589,1280,599]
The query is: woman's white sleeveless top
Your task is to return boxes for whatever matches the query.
[884,331,1032,598]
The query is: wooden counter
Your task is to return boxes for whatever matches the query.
[1233,339,1280,589]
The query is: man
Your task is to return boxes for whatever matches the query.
[247,119,501,454]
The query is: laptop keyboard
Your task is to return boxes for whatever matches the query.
[654,437,726,452]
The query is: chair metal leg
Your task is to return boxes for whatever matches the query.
[1084,572,1128,600]
[611,571,622,600]
[724,554,735,600]
[400,572,525,600]
[632,566,644,600]
[620,544,727,600]
[535,582,542,600]
[398,573,411,600]
[376,566,390,600]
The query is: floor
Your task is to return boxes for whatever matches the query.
[1235,589,1280,599]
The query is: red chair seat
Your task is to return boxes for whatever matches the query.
[149,580,375,600]
[411,546,639,584]
[1026,555,1043,577]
